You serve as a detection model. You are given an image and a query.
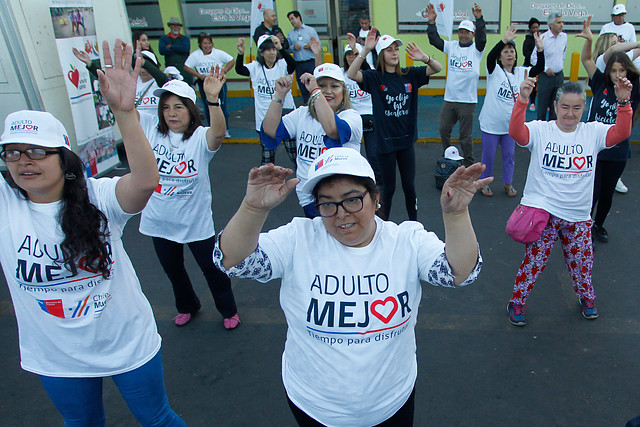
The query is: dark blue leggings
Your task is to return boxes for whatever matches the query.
[378,145,417,221]
[39,351,186,427]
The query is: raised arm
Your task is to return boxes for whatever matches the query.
[606,76,633,147]
[98,39,158,213]
[300,73,339,139]
[472,4,486,52]
[406,42,442,75]
[509,76,535,146]
[576,16,596,79]
[203,65,227,151]
[426,4,445,52]
[440,163,492,285]
[528,32,545,77]
[309,36,323,67]
[235,38,251,76]
[219,164,299,269]
[603,40,640,64]
[262,75,293,137]
[346,30,377,82]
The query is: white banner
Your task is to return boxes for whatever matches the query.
[49,0,119,176]
[250,0,274,46]
[428,0,454,40]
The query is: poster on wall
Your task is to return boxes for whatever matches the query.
[49,0,119,177]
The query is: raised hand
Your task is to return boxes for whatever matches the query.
[272,35,282,50]
[614,76,633,101]
[274,75,294,96]
[244,164,299,212]
[346,32,357,51]
[576,15,593,40]
[519,75,537,101]
[427,3,437,23]
[97,39,140,114]
[441,163,493,214]
[309,36,321,56]
[203,65,226,99]
[534,31,543,51]
[72,47,91,66]
[472,3,482,19]
[364,27,379,52]
[503,24,517,44]
[406,42,428,62]
[237,38,245,54]
[300,72,318,92]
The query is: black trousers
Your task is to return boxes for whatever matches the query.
[592,159,626,227]
[152,236,237,318]
[378,144,417,221]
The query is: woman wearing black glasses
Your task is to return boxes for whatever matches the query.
[0,40,185,426]
[212,147,489,425]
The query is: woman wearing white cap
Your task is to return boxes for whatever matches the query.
[347,29,442,221]
[0,40,185,426]
[236,34,297,165]
[477,24,544,198]
[137,67,240,328]
[213,147,490,425]
[261,63,362,217]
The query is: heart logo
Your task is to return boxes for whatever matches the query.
[440,3,445,11]
[174,161,187,174]
[142,97,150,105]
[68,67,80,88]
[371,297,398,324]
[25,125,33,130]
[573,157,586,169]
[77,256,99,273]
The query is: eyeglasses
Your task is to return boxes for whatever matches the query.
[315,191,368,218]
[0,148,61,162]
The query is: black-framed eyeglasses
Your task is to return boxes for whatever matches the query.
[0,148,61,162]
[315,191,369,218]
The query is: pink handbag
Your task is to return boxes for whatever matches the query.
[506,204,550,244]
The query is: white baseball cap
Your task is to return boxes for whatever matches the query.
[444,146,464,161]
[313,63,345,83]
[458,20,476,32]
[163,66,184,80]
[301,147,375,196]
[344,43,364,54]
[141,50,159,67]
[612,4,627,15]
[1,110,72,150]
[257,34,276,49]
[153,80,197,104]
[375,35,403,55]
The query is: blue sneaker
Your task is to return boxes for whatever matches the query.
[579,297,599,319]
[507,302,526,326]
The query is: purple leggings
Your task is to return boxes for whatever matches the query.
[479,131,515,184]
[510,215,595,305]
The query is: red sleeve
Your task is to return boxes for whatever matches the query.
[509,97,530,146]
[605,103,633,147]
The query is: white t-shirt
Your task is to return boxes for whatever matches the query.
[0,177,161,377]
[600,22,636,43]
[344,70,373,116]
[479,66,529,134]
[520,120,612,222]
[184,48,233,76]
[138,113,219,243]
[135,77,160,115]
[245,60,296,131]
[443,41,484,103]
[282,107,362,206]
[216,216,481,426]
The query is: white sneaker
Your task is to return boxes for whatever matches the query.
[224,131,231,138]
[615,178,628,194]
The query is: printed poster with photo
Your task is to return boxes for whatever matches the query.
[49,0,119,176]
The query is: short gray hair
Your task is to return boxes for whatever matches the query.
[555,82,586,104]
[547,12,562,25]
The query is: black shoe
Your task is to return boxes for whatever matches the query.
[592,224,608,243]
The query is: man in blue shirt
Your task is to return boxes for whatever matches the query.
[158,17,192,84]
[287,10,319,103]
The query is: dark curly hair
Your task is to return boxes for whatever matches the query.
[3,148,112,278]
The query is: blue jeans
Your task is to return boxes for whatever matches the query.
[39,351,186,427]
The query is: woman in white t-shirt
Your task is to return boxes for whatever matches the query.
[184,33,235,129]
[478,24,544,198]
[261,63,363,218]
[212,147,488,425]
[0,41,185,426]
[138,69,239,329]
[506,79,632,327]
[235,34,297,165]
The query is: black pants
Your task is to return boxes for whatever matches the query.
[361,115,383,187]
[152,236,237,318]
[378,145,417,221]
[592,159,626,227]
[295,59,316,103]
[287,387,415,426]
[536,72,563,121]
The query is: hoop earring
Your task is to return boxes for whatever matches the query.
[65,172,76,180]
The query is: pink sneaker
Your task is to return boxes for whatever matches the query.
[174,313,191,326]
[223,313,241,330]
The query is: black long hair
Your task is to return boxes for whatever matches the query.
[603,52,640,88]
[4,149,112,278]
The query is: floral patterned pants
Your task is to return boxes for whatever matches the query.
[509,215,595,305]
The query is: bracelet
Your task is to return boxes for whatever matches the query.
[425,55,431,64]
[207,101,220,106]
[308,89,322,106]
[358,52,367,60]
[310,88,321,97]
[272,97,284,104]
[617,98,630,106]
